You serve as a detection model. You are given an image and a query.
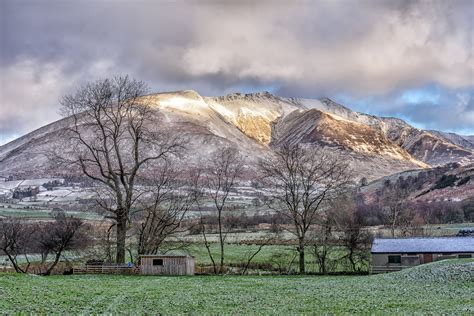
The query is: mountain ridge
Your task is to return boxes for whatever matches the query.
[1,90,473,181]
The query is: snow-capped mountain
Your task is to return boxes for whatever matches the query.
[0,90,473,181]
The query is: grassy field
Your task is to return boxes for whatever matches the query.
[0,259,472,314]
[0,207,103,220]
[169,242,361,273]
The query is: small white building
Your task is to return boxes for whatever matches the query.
[371,237,474,273]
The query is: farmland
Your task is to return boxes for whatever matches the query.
[0,259,472,314]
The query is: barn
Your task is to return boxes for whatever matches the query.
[139,254,195,275]
[371,237,474,274]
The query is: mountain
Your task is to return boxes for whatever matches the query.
[0,90,473,181]
[427,130,474,151]
[290,98,474,166]
[360,163,474,203]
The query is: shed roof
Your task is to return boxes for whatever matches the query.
[139,250,194,258]
[371,237,474,253]
[139,254,193,258]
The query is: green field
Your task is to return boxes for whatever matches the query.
[0,260,472,314]
[0,208,103,220]
[186,242,358,273]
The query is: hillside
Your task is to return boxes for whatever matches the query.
[291,97,474,166]
[361,163,474,203]
[0,91,473,181]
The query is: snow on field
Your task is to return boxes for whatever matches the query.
[0,180,22,190]
[35,188,95,202]
[21,178,63,186]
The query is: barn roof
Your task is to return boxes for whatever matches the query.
[139,250,194,258]
[371,237,474,253]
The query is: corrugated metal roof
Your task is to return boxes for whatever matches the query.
[139,250,194,257]
[371,237,474,253]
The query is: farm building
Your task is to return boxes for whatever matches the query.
[371,237,474,273]
[13,186,40,199]
[139,254,195,275]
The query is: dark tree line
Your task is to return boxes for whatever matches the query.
[0,212,89,275]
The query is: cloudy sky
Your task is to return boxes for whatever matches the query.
[1,0,473,145]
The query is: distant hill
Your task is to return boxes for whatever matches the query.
[1,90,473,181]
[360,163,474,203]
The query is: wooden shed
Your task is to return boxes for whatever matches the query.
[139,254,195,275]
[371,237,474,274]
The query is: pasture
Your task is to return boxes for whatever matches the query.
[0,260,472,314]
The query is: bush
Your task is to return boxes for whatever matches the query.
[433,175,458,190]
[457,176,470,186]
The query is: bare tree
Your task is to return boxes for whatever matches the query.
[199,148,244,274]
[38,212,90,275]
[133,163,196,256]
[269,249,298,275]
[381,178,411,237]
[259,144,353,274]
[332,196,372,272]
[0,220,35,273]
[58,76,183,263]
[241,234,277,275]
[310,217,336,274]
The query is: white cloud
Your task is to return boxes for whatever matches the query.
[180,1,472,95]
[1,0,473,140]
[0,58,117,145]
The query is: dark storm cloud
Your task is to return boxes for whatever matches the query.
[1,0,473,144]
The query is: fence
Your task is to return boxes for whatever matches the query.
[371,265,412,274]
[73,264,139,275]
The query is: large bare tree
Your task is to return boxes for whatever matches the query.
[59,76,182,263]
[259,144,353,274]
[199,148,244,274]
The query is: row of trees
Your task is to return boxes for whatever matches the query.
[40,75,455,275]
[363,177,474,236]
[0,212,88,275]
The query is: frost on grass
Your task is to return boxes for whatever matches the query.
[0,260,473,314]
[381,259,474,283]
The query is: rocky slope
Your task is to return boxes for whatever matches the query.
[360,163,474,203]
[290,97,474,166]
[0,90,473,181]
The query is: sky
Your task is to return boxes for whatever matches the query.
[0,0,473,145]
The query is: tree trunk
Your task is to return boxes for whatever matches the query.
[116,216,127,263]
[390,209,397,237]
[44,252,61,276]
[5,253,24,273]
[298,239,305,274]
[218,209,224,274]
[349,249,356,272]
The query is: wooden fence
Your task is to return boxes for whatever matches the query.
[371,265,412,274]
[73,265,139,275]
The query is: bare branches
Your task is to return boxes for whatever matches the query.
[133,163,197,255]
[57,76,184,263]
[259,143,353,273]
[199,147,245,274]
[331,195,373,272]
[0,219,35,273]
[38,212,90,275]
[380,178,412,237]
